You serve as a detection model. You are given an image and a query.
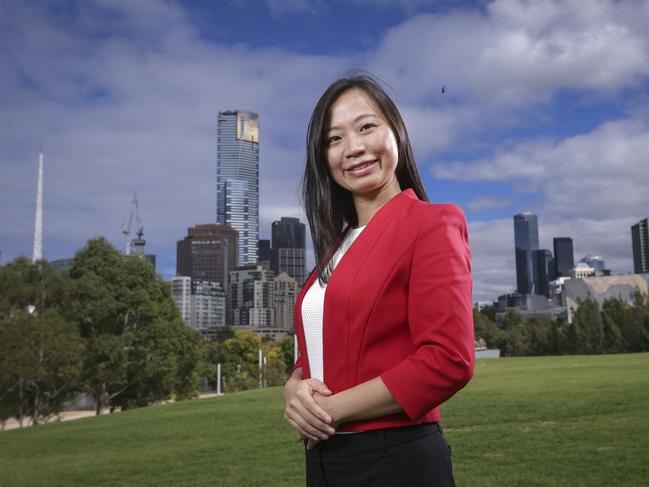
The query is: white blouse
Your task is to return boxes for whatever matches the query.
[301,225,366,382]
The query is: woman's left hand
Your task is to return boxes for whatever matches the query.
[306,392,338,450]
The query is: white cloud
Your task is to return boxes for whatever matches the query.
[370,0,649,105]
[1,0,647,304]
[433,116,649,220]
[467,196,511,211]
[0,0,351,269]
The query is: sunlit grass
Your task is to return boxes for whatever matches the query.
[2,353,648,486]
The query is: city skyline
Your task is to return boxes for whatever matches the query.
[2,0,649,302]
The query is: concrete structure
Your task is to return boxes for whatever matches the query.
[258,239,271,263]
[176,224,238,290]
[497,292,524,310]
[273,272,299,331]
[236,326,291,342]
[49,258,74,273]
[171,277,226,330]
[553,237,574,278]
[473,301,495,310]
[571,262,595,279]
[171,276,192,323]
[580,254,607,275]
[533,249,554,297]
[191,280,226,330]
[563,273,649,321]
[496,291,568,324]
[229,264,274,327]
[631,218,649,274]
[475,349,501,358]
[217,110,260,265]
[271,217,307,286]
[549,276,571,302]
[514,213,539,295]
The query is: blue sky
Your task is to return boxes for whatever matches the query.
[1,0,649,301]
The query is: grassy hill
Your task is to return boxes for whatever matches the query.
[2,353,648,486]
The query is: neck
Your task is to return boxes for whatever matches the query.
[352,179,402,227]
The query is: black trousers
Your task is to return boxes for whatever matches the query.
[305,423,455,487]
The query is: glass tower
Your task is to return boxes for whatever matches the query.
[553,237,574,278]
[271,217,307,286]
[217,110,259,265]
[514,213,539,295]
[631,218,649,274]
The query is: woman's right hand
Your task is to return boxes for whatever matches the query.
[283,367,337,441]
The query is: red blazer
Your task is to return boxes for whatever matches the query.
[293,188,474,432]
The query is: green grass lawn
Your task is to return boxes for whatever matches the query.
[2,353,648,486]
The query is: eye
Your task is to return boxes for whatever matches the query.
[327,135,341,145]
[360,122,377,131]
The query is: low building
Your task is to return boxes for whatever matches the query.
[563,273,649,321]
[191,280,226,329]
[171,277,226,330]
[171,276,192,323]
[229,264,274,327]
[273,272,299,331]
[571,262,595,279]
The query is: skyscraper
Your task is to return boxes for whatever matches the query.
[258,239,271,263]
[553,237,574,278]
[176,224,238,288]
[631,218,649,274]
[271,217,307,286]
[514,213,539,295]
[532,249,554,298]
[217,110,259,265]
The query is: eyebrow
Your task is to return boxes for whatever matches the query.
[326,113,379,132]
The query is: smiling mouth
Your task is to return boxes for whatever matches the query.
[345,160,377,173]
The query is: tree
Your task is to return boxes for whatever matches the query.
[0,258,70,317]
[473,309,503,351]
[68,238,205,411]
[218,330,262,392]
[0,259,82,426]
[0,311,82,426]
[549,318,568,355]
[527,315,552,355]
[572,298,603,354]
[277,335,296,375]
[601,298,626,353]
[499,309,531,356]
[479,304,497,323]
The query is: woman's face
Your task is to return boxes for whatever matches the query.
[325,88,400,198]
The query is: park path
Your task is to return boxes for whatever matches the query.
[1,392,222,432]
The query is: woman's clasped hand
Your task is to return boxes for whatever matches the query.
[283,368,337,446]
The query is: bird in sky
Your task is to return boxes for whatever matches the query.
[441,85,446,94]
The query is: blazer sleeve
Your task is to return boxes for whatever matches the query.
[290,353,304,375]
[380,204,474,421]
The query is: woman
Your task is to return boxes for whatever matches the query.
[283,74,474,486]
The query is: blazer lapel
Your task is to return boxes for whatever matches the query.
[322,189,418,391]
[294,188,420,385]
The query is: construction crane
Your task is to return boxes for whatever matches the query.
[122,193,145,256]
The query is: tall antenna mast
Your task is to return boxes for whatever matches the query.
[32,150,44,263]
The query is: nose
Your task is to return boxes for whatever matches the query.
[343,133,365,159]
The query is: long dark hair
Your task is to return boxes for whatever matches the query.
[302,73,428,284]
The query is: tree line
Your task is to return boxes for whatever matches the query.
[5,236,648,428]
[0,238,292,429]
[475,295,649,357]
